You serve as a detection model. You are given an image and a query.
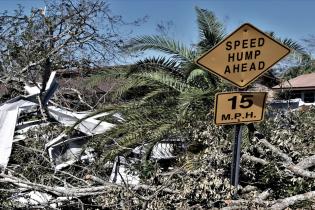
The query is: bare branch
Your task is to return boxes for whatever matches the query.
[258,138,292,163]
[286,164,315,179]
[242,153,268,165]
[296,155,315,169]
[271,190,315,210]
[62,87,94,110]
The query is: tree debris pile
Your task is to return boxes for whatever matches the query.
[1,94,315,209]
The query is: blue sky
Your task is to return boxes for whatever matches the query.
[1,0,315,51]
[109,0,315,50]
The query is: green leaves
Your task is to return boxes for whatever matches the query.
[187,69,209,83]
[267,31,309,62]
[126,35,196,63]
[195,6,225,53]
[135,71,193,93]
[127,56,182,77]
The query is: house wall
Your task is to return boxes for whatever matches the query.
[269,89,315,110]
[290,90,315,103]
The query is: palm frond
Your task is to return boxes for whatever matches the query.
[85,68,128,88]
[141,88,171,102]
[101,117,174,161]
[280,38,311,62]
[187,68,219,89]
[280,38,304,52]
[96,101,182,162]
[127,56,183,78]
[109,72,182,101]
[186,68,209,83]
[195,6,225,53]
[186,68,213,89]
[98,70,188,102]
[266,31,309,61]
[125,35,196,62]
[177,88,215,121]
[134,71,196,93]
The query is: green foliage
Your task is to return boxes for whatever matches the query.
[126,35,196,63]
[282,60,315,80]
[245,107,315,199]
[124,7,227,83]
[127,56,182,77]
[195,6,225,54]
[82,63,221,169]
[186,68,219,89]
[268,31,308,59]
[260,107,315,157]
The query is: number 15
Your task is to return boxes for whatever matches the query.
[228,95,254,109]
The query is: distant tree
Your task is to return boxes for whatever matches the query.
[274,35,315,79]
[303,34,315,54]
[281,59,315,80]
[0,0,144,93]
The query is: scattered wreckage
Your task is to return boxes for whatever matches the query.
[0,72,182,208]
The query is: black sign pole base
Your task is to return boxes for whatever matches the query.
[231,124,243,198]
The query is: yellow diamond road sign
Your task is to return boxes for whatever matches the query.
[196,23,291,88]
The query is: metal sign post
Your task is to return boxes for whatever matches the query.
[231,124,242,197]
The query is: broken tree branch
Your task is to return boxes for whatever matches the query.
[62,87,94,110]
[296,155,315,169]
[286,164,315,179]
[271,190,315,210]
[242,153,268,165]
[258,138,292,163]
[0,171,179,199]
[223,189,272,209]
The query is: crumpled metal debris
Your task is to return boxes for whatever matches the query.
[0,70,182,207]
[13,190,72,208]
[47,106,115,135]
[46,134,94,170]
[0,72,58,171]
[44,110,118,170]
[109,156,140,185]
[0,99,38,170]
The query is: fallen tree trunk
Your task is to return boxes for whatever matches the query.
[0,173,178,198]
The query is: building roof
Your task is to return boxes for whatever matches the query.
[273,72,315,90]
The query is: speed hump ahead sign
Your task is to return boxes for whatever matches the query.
[196,23,290,88]
[214,92,267,125]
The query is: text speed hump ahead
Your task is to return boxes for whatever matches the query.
[214,92,267,125]
[196,23,290,88]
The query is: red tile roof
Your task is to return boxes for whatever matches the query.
[273,72,315,90]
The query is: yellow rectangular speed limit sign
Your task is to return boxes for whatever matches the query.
[214,92,267,125]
